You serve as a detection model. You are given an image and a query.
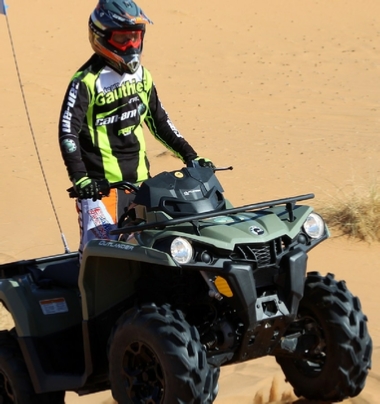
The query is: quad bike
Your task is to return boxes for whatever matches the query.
[0,165,372,403]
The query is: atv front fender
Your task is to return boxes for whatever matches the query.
[79,240,178,320]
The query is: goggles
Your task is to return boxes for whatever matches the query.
[108,30,143,52]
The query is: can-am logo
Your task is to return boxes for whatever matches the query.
[95,110,137,126]
[249,226,264,235]
[183,189,201,196]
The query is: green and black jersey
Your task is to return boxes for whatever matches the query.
[58,54,197,183]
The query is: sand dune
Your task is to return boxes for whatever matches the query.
[1,0,379,402]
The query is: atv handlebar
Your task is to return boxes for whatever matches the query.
[67,166,233,199]
[67,180,140,199]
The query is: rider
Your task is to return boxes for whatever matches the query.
[58,0,214,260]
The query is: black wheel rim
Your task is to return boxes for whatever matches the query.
[122,341,164,403]
[0,370,15,403]
[292,315,327,377]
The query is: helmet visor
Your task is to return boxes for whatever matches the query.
[108,30,143,52]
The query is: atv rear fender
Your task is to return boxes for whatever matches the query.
[0,254,82,338]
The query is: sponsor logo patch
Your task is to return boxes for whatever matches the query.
[61,138,77,153]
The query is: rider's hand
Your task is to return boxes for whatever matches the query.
[187,157,215,169]
[73,176,103,201]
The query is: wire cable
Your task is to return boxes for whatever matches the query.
[3,11,70,253]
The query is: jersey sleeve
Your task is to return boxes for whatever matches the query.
[58,78,90,181]
[144,84,198,163]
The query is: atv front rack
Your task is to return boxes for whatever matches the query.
[110,193,315,236]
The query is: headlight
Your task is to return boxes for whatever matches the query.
[170,237,193,264]
[303,213,325,239]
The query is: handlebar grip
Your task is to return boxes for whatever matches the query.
[67,186,77,198]
[66,179,110,199]
[67,179,139,198]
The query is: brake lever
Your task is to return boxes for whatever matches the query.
[214,166,233,171]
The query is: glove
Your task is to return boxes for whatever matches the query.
[187,157,215,169]
[73,176,103,201]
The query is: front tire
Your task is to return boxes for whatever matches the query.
[276,272,372,402]
[108,303,218,404]
[0,330,65,404]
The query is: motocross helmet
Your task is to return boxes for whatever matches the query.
[89,0,153,74]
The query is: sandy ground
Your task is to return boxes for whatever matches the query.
[1,0,379,403]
